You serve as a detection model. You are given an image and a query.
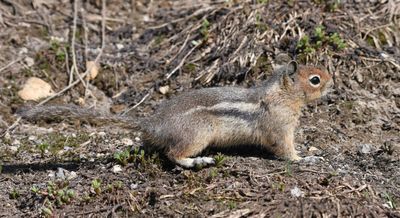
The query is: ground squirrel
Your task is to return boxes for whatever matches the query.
[20,62,333,168]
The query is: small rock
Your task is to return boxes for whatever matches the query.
[50,36,65,42]
[143,15,150,22]
[56,168,66,180]
[116,43,124,50]
[358,144,373,154]
[67,171,78,180]
[19,47,28,54]
[63,146,73,151]
[18,77,54,101]
[121,138,134,146]
[159,85,170,95]
[134,137,140,142]
[290,186,304,197]
[302,156,324,164]
[112,165,123,173]
[12,139,21,146]
[9,146,19,152]
[28,135,37,141]
[96,153,105,158]
[130,183,138,189]
[308,146,320,152]
[4,132,11,141]
[77,97,85,106]
[24,57,35,67]
[48,171,55,178]
[98,132,106,137]
[85,61,99,81]
[355,71,363,83]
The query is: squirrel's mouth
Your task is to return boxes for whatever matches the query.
[321,80,334,97]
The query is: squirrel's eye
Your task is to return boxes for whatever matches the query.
[309,75,320,87]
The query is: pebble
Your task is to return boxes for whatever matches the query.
[112,165,123,173]
[67,171,78,180]
[9,146,19,152]
[24,57,35,67]
[302,156,324,164]
[116,43,124,50]
[55,168,78,180]
[12,139,21,146]
[56,168,65,180]
[358,144,373,154]
[48,172,55,178]
[159,85,170,95]
[308,146,320,152]
[4,132,11,141]
[130,183,138,189]
[290,186,304,197]
[121,138,134,146]
[28,135,37,141]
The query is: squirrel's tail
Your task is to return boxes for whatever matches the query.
[18,105,139,129]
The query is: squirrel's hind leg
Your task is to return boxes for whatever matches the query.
[175,157,215,168]
[167,141,215,168]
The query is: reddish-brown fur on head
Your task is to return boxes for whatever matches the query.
[295,66,333,102]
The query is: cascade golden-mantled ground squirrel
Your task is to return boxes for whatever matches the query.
[20,62,333,168]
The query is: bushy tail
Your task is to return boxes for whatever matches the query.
[18,105,139,129]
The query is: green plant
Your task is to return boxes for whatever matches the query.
[31,185,39,194]
[255,12,268,32]
[114,149,131,166]
[114,181,123,190]
[227,200,237,210]
[328,32,346,49]
[200,19,210,38]
[91,179,102,195]
[285,161,293,176]
[297,35,315,54]
[9,188,20,199]
[297,25,346,55]
[207,168,218,182]
[384,192,397,209]
[37,143,50,156]
[272,182,286,192]
[50,40,67,62]
[29,181,77,208]
[40,206,53,217]
[214,153,226,167]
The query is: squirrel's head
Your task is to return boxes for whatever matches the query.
[280,62,333,102]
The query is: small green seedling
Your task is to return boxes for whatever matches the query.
[114,149,131,166]
[285,161,293,176]
[9,188,20,199]
[37,143,50,156]
[200,19,210,38]
[31,185,39,194]
[384,192,397,209]
[91,179,102,195]
[41,206,53,217]
[214,153,226,167]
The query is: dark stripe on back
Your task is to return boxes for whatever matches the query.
[207,108,259,122]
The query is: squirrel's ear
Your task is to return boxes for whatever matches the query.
[285,60,298,76]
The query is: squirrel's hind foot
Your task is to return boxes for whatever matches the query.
[175,157,215,168]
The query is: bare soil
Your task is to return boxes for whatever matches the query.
[0,0,399,217]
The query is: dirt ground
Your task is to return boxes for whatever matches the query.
[0,0,399,217]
